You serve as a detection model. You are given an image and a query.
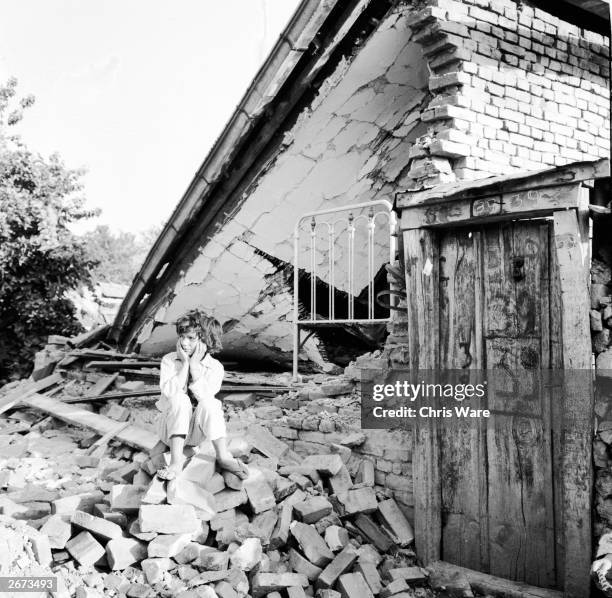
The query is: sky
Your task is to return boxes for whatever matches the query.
[0,0,301,234]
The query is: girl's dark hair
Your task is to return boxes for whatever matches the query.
[175,310,223,354]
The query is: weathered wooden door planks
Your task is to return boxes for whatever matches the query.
[437,222,558,588]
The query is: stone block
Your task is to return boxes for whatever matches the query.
[198,550,229,571]
[167,478,216,520]
[128,519,157,541]
[288,547,323,581]
[324,525,349,552]
[332,487,377,516]
[110,485,147,512]
[328,466,352,495]
[244,472,276,514]
[139,504,200,534]
[294,497,333,524]
[141,557,171,584]
[317,544,358,589]
[214,488,248,512]
[354,515,394,552]
[147,533,192,558]
[251,573,309,597]
[27,529,52,567]
[302,454,344,476]
[247,424,291,460]
[215,580,238,598]
[356,461,375,487]
[106,537,147,570]
[337,573,375,598]
[52,491,105,515]
[274,477,298,501]
[142,476,167,504]
[287,587,308,598]
[206,472,226,494]
[71,510,123,540]
[290,522,334,567]
[377,500,414,547]
[249,509,278,546]
[230,537,262,571]
[66,531,105,568]
[317,591,341,598]
[223,392,256,408]
[40,514,72,549]
[355,562,382,594]
[387,568,428,583]
[379,580,409,598]
[181,453,216,487]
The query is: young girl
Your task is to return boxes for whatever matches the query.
[153,309,248,481]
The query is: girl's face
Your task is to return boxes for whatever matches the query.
[179,330,203,356]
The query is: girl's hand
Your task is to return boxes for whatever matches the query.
[189,341,206,380]
[176,339,189,363]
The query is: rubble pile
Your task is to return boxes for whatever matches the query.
[591,258,612,366]
[1,412,427,598]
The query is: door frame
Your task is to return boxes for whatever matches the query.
[398,159,608,598]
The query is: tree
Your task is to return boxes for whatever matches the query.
[82,224,161,285]
[0,77,98,381]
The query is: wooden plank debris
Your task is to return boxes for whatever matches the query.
[427,561,562,598]
[86,422,132,456]
[21,393,157,451]
[67,325,110,349]
[0,373,63,416]
[86,373,119,398]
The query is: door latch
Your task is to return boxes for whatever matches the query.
[512,256,525,281]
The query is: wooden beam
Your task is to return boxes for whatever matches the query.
[397,159,609,208]
[552,210,593,598]
[0,373,63,415]
[21,393,158,451]
[428,561,563,598]
[66,325,110,349]
[403,228,441,565]
[400,184,581,230]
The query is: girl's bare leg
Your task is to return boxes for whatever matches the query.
[157,434,186,480]
[212,437,248,479]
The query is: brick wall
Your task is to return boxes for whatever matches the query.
[406,0,610,183]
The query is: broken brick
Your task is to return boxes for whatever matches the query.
[355,562,382,594]
[147,533,193,558]
[110,484,147,512]
[317,544,358,589]
[289,522,334,567]
[354,515,394,552]
[106,537,147,570]
[251,573,309,597]
[71,510,123,541]
[337,573,375,598]
[167,478,216,520]
[66,531,105,568]
[139,504,200,534]
[302,454,344,476]
[141,557,171,584]
[377,500,414,547]
[142,477,167,504]
[324,525,349,552]
[40,514,72,549]
[214,488,248,512]
[230,537,262,570]
[332,487,377,516]
[294,496,333,524]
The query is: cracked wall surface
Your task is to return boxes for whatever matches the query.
[137,3,431,366]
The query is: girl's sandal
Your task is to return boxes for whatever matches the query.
[156,466,177,481]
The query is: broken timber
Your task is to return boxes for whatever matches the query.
[427,562,562,598]
[20,393,157,451]
[0,373,63,415]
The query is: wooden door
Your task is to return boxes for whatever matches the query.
[438,221,561,589]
